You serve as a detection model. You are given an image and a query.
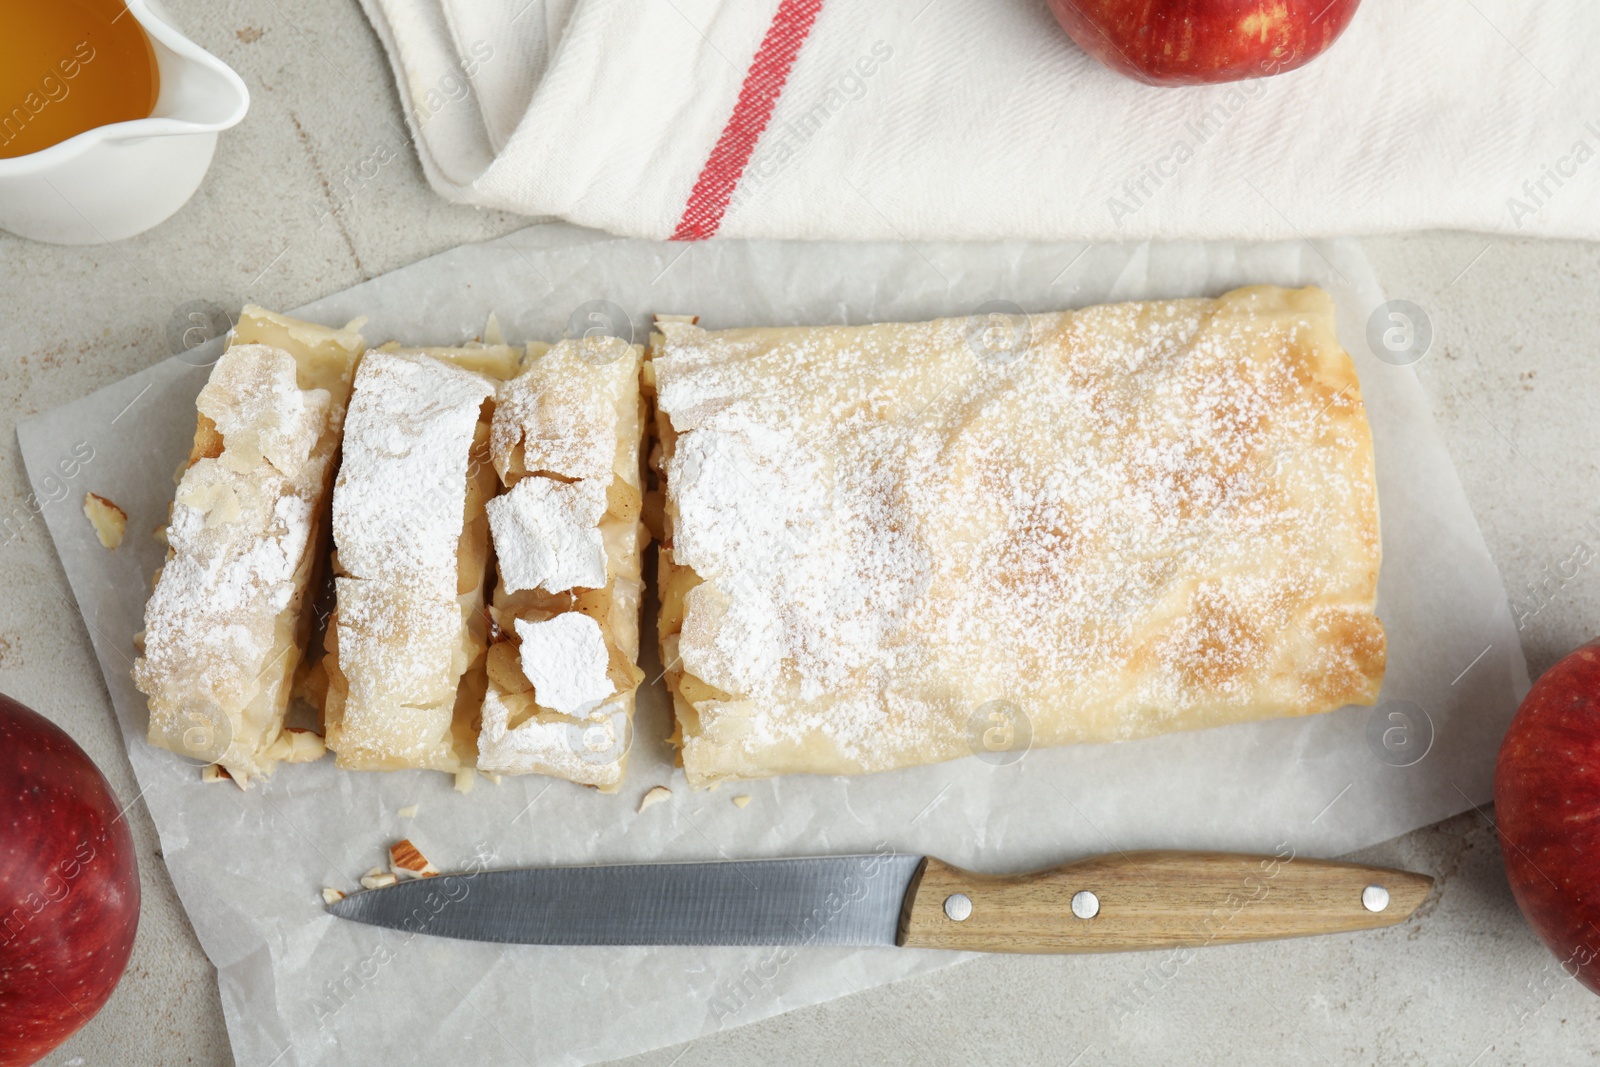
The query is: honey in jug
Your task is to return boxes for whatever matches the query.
[0,0,161,159]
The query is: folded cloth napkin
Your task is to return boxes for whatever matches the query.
[358,0,1600,242]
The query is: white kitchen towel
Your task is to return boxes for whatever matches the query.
[358,0,1600,242]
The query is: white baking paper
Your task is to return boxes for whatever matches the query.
[19,226,1528,1067]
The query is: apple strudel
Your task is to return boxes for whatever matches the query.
[133,307,364,785]
[321,345,519,775]
[651,286,1386,787]
[477,336,648,791]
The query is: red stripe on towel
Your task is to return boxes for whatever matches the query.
[670,0,824,241]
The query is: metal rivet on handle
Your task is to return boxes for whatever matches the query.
[944,893,973,922]
[1362,884,1390,913]
[1071,890,1100,919]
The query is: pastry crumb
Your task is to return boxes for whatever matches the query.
[321,887,345,905]
[83,493,127,549]
[732,795,751,809]
[360,867,397,890]
[638,785,672,813]
[390,839,438,879]
[454,767,476,794]
[397,804,419,819]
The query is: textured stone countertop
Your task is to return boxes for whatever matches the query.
[4,2,1599,1064]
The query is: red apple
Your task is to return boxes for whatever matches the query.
[1495,640,1600,994]
[1047,0,1363,86]
[0,694,139,1065]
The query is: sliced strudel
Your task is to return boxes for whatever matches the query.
[133,307,364,784]
[321,345,519,776]
[652,286,1386,787]
[477,336,648,791]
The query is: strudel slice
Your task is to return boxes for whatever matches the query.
[133,307,364,784]
[321,346,517,775]
[652,286,1386,787]
[477,336,648,791]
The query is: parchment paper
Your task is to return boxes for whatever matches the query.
[18,226,1528,1067]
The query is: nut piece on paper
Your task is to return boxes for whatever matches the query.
[321,887,345,905]
[360,868,397,890]
[637,785,671,813]
[390,839,438,880]
[83,492,127,549]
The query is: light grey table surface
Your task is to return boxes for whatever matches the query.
[3,2,1598,1064]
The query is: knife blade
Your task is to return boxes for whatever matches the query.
[326,850,1432,953]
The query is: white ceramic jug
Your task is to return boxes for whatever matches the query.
[0,0,248,245]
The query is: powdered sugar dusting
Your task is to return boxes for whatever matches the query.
[196,344,330,478]
[491,338,640,484]
[138,467,315,705]
[334,353,494,597]
[331,577,466,767]
[486,476,607,594]
[655,287,1385,782]
[515,614,615,715]
[477,690,629,787]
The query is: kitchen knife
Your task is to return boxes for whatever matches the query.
[326,850,1432,953]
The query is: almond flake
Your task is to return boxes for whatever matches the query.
[637,785,672,813]
[390,839,438,879]
[397,804,419,819]
[83,493,127,550]
[321,887,345,905]
[360,868,397,890]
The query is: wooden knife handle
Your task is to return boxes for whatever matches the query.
[897,850,1432,953]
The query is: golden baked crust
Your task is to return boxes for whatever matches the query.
[652,287,1384,787]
